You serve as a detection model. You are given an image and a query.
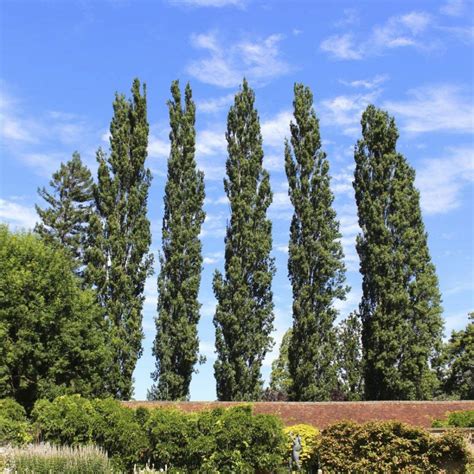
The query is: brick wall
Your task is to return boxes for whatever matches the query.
[123,400,474,428]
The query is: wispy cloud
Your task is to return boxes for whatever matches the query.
[261,110,292,147]
[440,0,466,16]
[321,11,435,60]
[187,31,291,88]
[416,146,474,215]
[197,94,234,114]
[319,90,380,136]
[170,0,246,7]
[384,84,474,134]
[339,74,389,90]
[0,198,37,230]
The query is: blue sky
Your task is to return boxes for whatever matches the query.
[0,0,473,401]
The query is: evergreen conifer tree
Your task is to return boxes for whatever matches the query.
[213,79,275,401]
[149,81,205,401]
[35,152,94,271]
[285,83,348,401]
[353,105,444,400]
[85,79,153,399]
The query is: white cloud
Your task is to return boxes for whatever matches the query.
[187,31,291,88]
[148,136,170,159]
[0,198,37,230]
[196,129,227,156]
[332,164,355,198]
[384,84,474,134]
[416,146,474,215]
[440,0,466,16]
[319,90,380,135]
[197,94,234,114]
[170,0,245,7]
[261,110,292,147]
[321,11,435,60]
[339,74,389,90]
[203,251,224,264]
[200,211,227,237]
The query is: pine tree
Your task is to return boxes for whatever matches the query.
[213,79,275,401]
[353,105,444,400]
[336,312,364,401]
[85,79,153,399]
[149,81,205,401]
[35,152,94,271]
[285,83,348,401]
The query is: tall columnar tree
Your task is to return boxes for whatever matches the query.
[285,83,348,401]
[213,79,275,401]
[149,81,206,401]
[336,312,364,401]
[353,105,444,400]
[269,328,293,398]
[85,79,153,399]
[35,152,94,271]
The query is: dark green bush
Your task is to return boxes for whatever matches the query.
[0,398,32,445]
[32,395,96,445]
[91,398,149,471]
[146,405,286,472]
[317,420,472,473]
[432,409,474,428]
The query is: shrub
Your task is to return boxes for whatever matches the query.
[317,420,472,473]
[32,394,96,445]
[200,405,286,473]
[90,398,149,471]
[432,409,474,428]
[3,443,111,473]
[283,424,319,470]
[0,398,32,445]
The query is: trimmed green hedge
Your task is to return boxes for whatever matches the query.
[2,396,472,473]
[318,420,471,473]
[433,409,474,428]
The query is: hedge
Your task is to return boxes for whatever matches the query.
[433,409,474,428]
[1,396,472,473]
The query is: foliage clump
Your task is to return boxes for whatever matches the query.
[0,398,32,446]
[283,424,319,471]
[433,409,474,428]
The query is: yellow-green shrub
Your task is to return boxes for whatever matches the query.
[283,423,319,470]
[0,398,33,445]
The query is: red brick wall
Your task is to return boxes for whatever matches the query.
[123,400,474,428]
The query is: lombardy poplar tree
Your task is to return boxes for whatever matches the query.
[213,79,275,401]
[35,152,94,271]
[285,83,347,401]
[149,81,205,401]
[86,79,153,400]
[354,105,443,400]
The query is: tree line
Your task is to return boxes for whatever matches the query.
[1,78,471,409]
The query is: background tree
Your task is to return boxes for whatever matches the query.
[441,313,473,399]
[213,79,275,401]
[266,328,292,400]
[0,226,112,410]
[35,152,94,272]
[149,81,205,401]
[353,105,444,400]
[285,83,348,401]
[336,312,364,401]
[85,79,153,399]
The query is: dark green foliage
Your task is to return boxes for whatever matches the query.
[268,328,292,399]
[146,405,286,472]
[0,399,32,445]
[433,410,474,428]
[32,395,96,446]
[35,152,94,273]
[336,312,364,400]
[353,105,444,400]
[150,81,205,401]
[317,420,471,473]
[86,79,153,399]
[213,79,275,401]
[0,227,112,410]
[32,396,148,472]
[441,314,474,400]
[285,83,347,401]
